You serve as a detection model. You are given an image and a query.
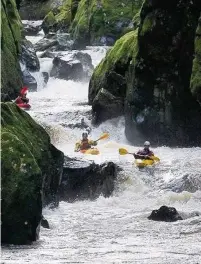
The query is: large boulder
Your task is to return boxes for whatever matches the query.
[1,103,64,244]
[89,30,138,122]
[148,206,183,222]
[20,38,40,72]
[50,52,94,81]
[59,157,117,202]
[1,0,23,98]
[19,0,61,20]
[92,88,124,124]
[125,0,201,146]
[70,0,143,47]
[34,33,74,52]
[22,20,43,36]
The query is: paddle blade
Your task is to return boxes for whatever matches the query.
[97,132,109,141]
[119,148,129,155]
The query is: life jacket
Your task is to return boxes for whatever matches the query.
[137,149,154,156]
[80,139,90,150]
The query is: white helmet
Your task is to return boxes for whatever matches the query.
[144,141,150,146]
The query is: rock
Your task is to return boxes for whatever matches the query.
[59,157,117,202]
[70,0,143,46]
[1,93,11,102]
[1,103,64,244]
[22,69,37,92]
[89,30,138,123]
[50,52,94,81]
[125,0,201,146]
[42,72,49,85]
[42,0,72,35]
[20,38,40,72]
[1,0,23,98]
[41,216,50,229]
[166,174,201,193]
[40,50,56,58]
[22,20,42,36]
[92,88,124,124]
[190,16,201,105]
[34,37,58,52]
[34,33,74,52]
[148,206,183,222]
[19,0,62,20]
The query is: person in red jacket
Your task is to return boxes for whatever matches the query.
[15,87,29,104]
[134,141,154,160]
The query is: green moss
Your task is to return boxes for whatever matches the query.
[190,19,201,101]
[1,0,23,98]
[42,0,72,33]
[95,30,138,79]
[140,13,155,36]
[70,0,143,45]
[1,102,64,244]
[89,30,138,102]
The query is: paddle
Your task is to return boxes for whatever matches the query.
[94,132,109,142]
[119,148,160,161]
[75,133,109,152]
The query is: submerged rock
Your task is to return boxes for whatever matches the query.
[20,38,40,72]
[50,52,94,81]
[1,103,64,244]
[59,157,117,202]
[148,206,183,222]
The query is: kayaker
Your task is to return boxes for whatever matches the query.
[75,132,97,152]
[15,87,29,104]
[134,141,154,159]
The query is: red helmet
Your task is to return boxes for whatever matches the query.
[20,87,28,95]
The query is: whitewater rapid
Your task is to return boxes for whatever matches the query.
[2,24,201,264]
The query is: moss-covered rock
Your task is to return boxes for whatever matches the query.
[89,30,138,122]
[1,0,23,98]
[190,16,201,104]
[42,0,72,34]
[125,0,201,146]
[1,103,64,244]
[70,0,143,46]
[19,0,60,20]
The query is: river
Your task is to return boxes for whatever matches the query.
[1,22,201,264]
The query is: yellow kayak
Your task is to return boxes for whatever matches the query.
[135,156,160,168]
[80,148,100,155]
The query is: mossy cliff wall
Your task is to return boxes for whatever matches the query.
[1,103,64,244]
[125,0,201,146]
[89,0,201,146]
[1,0,23,98]
[70,0,142,46]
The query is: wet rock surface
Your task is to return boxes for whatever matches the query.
[50,52,94,81]
[59,156,118,202]
[148,206,183,222]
